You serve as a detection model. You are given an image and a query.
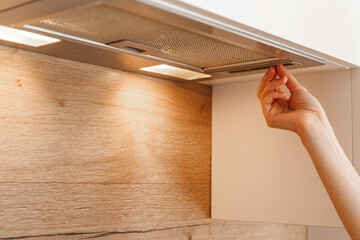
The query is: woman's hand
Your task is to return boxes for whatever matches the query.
[257,64,325,136]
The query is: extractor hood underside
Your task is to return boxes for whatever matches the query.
[0,0,325,82]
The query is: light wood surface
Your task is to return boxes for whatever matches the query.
[212,69,352,227]
[0,183,210,237]
[0,45,211,238]
[308,226,350,240]
[0,46,211,184]
[0,220,306,240]
[0,0,34,12]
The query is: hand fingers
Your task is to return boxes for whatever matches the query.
[276,86,286,94]
[266,100,286,127]
[261,89,288,115]
[276,64,306,92]
[259,75,288,100]
[257,66,276,98]
[262,90,288,106]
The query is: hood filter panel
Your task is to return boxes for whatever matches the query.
[27,4,273,69]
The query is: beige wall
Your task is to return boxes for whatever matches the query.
[352,67,360,175]
[212,69,352,227]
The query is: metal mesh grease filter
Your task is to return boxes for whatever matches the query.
[29,4,272,68]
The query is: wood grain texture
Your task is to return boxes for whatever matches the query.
[0,0,34,12]
[0,45,211,238]
[308,226,350,240]
[96,219,307,240]
[0,45,211,184]
[0,220,306,240]
[0,183,210,238]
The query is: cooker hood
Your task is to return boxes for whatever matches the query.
[0,0,325,82]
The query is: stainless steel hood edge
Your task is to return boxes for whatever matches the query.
[0,0,325,82]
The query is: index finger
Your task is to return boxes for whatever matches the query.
[276,64,305,92]
[257,66,276,98]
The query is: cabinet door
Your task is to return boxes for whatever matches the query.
[177,0,360,66]
[212,70,352,227]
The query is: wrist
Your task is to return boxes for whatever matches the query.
[295,112,331,140]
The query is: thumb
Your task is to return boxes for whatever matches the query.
[276,64,305,92]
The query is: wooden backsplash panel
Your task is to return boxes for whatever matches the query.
[0,45,211,238]
[1,183,210,237]
[0,46,211,184]
[2,220,307,240]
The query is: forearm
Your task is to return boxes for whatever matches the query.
[298,116,360,239]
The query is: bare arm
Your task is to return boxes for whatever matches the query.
[257,65,360,239]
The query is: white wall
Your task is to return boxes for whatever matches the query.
[212,70,352,227]
[179,0,360,67]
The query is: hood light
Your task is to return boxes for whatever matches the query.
[140,64,211,80]
[0,25,60,47]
